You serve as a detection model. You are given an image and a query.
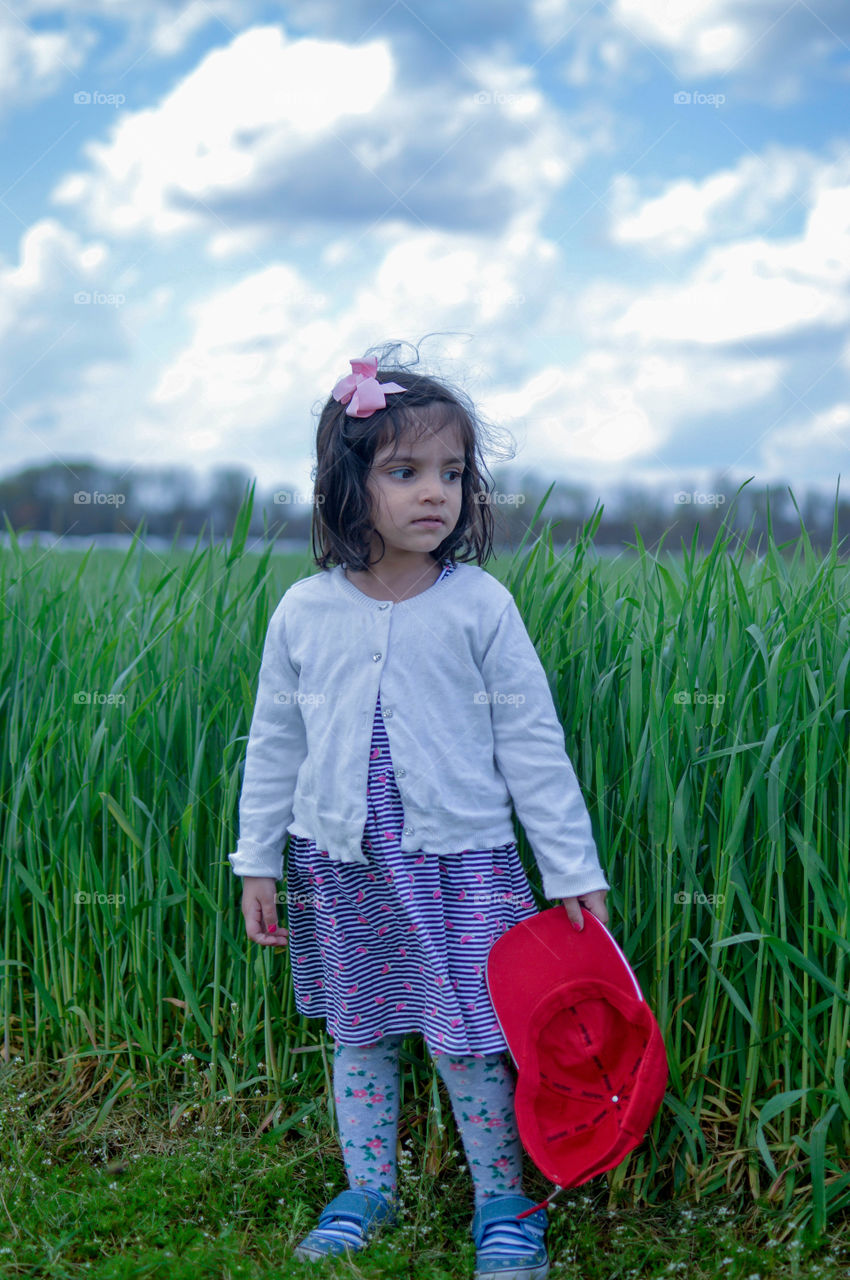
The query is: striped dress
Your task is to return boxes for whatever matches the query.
[285,559,541,1057]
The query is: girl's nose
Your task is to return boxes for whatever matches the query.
[418,477,451,501]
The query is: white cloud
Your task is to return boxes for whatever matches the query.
[613,0,750,77]
[0,218,137,473]
[206,226,275,261]
[142,217,791,492]
[16,0,252,59]
[146,224,564,464]
[48,22,609,251]
[535,0,850,103]
[0,217,110,340]
[484,346,782,476]
[609,145,829,251]
[584,184,850,345]
[151,263,330,421]
[147,0,248,57]
[51,26,397,238]
[0,204,807,497]
[0,2,256,140]
[762,402,850,486]
[0,16,92,120]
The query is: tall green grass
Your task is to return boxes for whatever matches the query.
[2,482,849,1240]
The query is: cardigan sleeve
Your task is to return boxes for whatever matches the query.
[480,596,610,901]
[227,597,307,879]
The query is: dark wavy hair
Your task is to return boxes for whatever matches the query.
[310,341,516,572]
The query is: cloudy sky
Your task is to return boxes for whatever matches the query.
[1,0,849,510]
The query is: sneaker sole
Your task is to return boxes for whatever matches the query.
[474,1260,550,1280]
[293,1238,363,1262]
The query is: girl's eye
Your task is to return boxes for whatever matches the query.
[387,468,463,480]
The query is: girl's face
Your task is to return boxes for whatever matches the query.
[362,408,465,571]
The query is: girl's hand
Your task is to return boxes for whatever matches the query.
[241,876,290,947]
[560,889,608,932]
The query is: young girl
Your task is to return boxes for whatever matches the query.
[229,347,610,1280]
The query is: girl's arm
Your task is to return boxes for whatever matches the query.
[229,598,307,881]
[481,595,610,904]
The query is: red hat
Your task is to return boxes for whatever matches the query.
[486,906,668,1203]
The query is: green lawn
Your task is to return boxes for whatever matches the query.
[3,488,850,1271]
[2,1061,848,1279]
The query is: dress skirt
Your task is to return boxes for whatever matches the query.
[284,696,537,1054]
[285,678,541,1058]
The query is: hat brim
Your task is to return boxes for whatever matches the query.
[486,907,645,1070]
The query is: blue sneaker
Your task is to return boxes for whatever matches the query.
[293,1187,399,1262]
[471,1194,550,1280]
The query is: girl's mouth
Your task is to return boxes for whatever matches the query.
[412,518,443,527]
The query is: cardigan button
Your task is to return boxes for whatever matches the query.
[403,826,413,836]
[383,708,393,718]
[396,768,406,778]
[372,652,382,661]
[378,602,390,609]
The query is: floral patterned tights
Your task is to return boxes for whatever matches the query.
[332,1033,525,1207]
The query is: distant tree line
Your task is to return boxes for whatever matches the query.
[1,460,848,556]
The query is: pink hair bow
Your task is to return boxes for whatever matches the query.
[331,356,407,418]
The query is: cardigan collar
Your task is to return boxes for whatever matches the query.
[332,560,460,610]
